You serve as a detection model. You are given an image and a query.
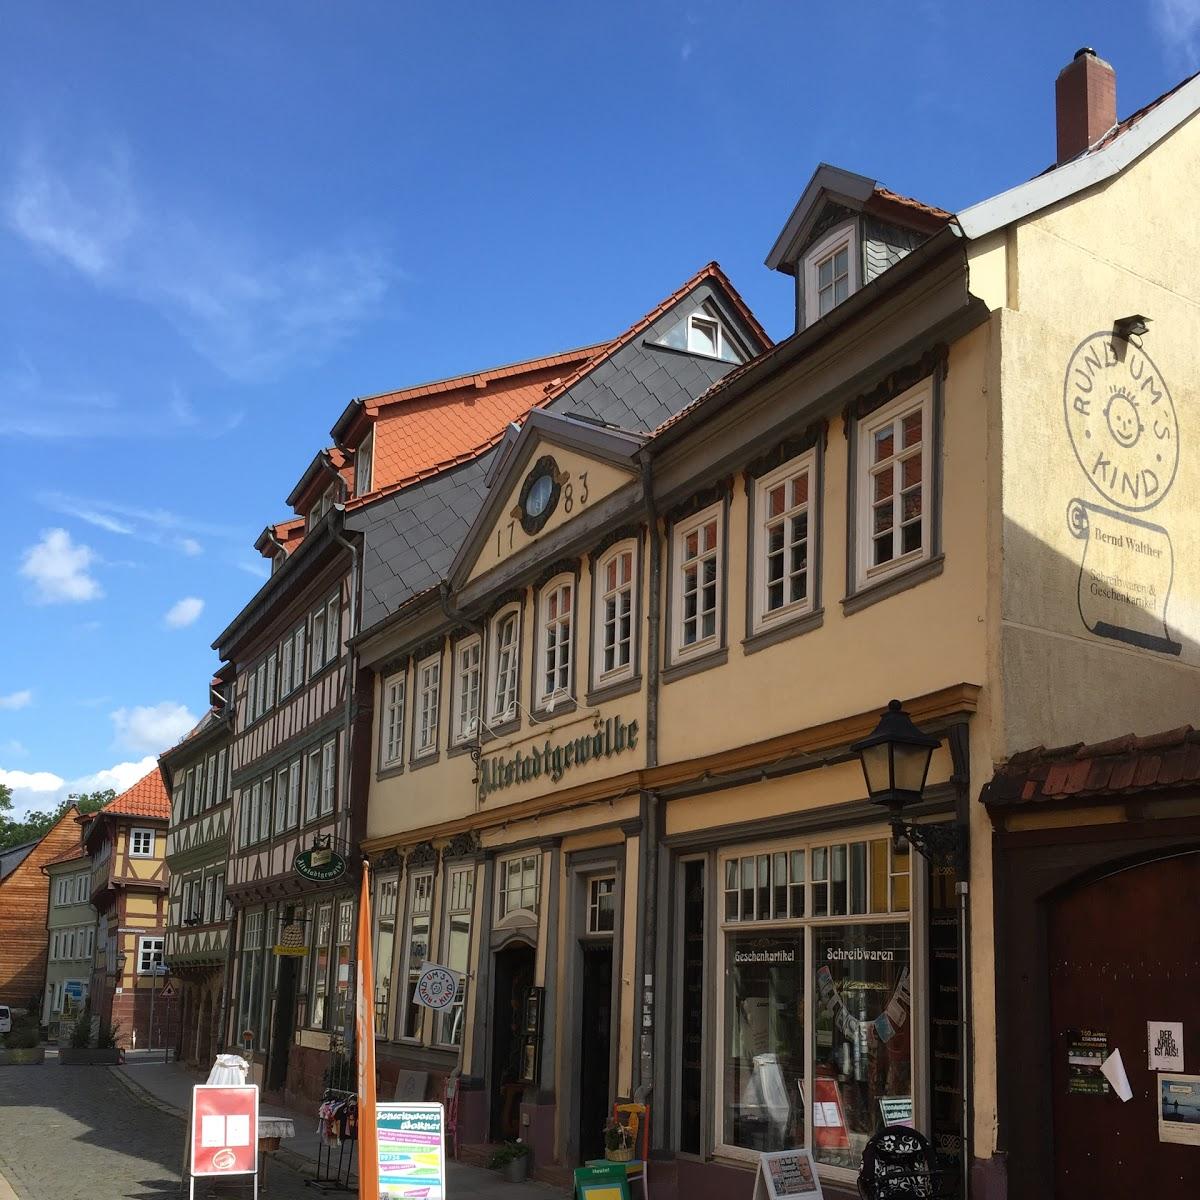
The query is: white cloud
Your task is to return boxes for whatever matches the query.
[6,144,391,380]
[164,596,204,629]
[0,755,159,820]
[0,690,32,710]
[110,701,197,754]
[70,755,160,796]
[19,528,102,603]
[179,538,203,557]
[0,767,64,792]
[1153,1,1200,65]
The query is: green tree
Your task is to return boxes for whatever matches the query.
[0,785,115,852]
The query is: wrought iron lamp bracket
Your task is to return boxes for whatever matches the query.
[890,818,968,877]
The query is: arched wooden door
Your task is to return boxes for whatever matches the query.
[1049,850,1200,1196]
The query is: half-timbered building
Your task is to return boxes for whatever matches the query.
[85,771,172,1049]
[160,670,235,1067]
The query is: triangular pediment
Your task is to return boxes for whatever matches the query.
[646,298,749,364]
[452,410,643,589]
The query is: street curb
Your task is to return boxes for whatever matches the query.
[106,1067,330,1180]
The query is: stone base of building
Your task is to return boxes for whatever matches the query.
[174,966,225,1068]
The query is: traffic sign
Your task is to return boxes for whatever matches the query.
[160,981,176,998]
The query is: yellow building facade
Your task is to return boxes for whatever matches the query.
[354,55,1200,1200]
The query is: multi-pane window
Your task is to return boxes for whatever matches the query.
[490,608,520,723]
[280,634,294,696]
[265,651,277,710]
[400,872,434,1040]
[274,766,290,835]
[310,903,332,1028]
[857,386,931,586]
[675,506,721,656]
[381,674,406,768]
[587,876,616,934]
[216,748,227,804]
[326,597,340,663]
[498,853,540,920]
[437,866,475,1046]
[259,775,273,841]
[595,545,635,683]
[321,739,336,815]
[287,759,301,829]
[539,577,573,704]
[293,625,306,690]
[240,788,254,847]
[137,936,164,974]
[374,874,399,1036]
[816,243,850,316]
[255,662,267,719]
[205,754,217,808]
[754,454,815,630]
[414,655,441,758]
[331,900,354,1031]
[311,608,326,673]
[355,430,374,496]
[453,638,481,744]
[130,828,155,858]
[305,748,322,822]
[245,671,257,726]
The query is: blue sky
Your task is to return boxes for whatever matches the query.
[1,1,1197,816]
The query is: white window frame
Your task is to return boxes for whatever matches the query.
[130,828,155,858]
[413,653,441,759]
[137,935,165,975]
[489,605,521,724]
[397,869,435,1043]
[293,624,307,690]
[497,852,540,924]
[592,541,637,688]
[803,222,859,326]
[854,382,934,591]
[752,450,817,633]
[451,636,482,746]
[671,502,724,662]
[320,738,336,816]
[380,672,406,769]
[434,864,475,1048]
[586,875,617,935]
[325,596,340,663]
[287,759,301,829]
[76,872,87,902]
[280,634,294,696]
[311,607,327,674]
[536,574,574,708]
[355,429,375,497]
[305,748,322,823]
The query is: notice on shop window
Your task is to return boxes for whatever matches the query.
[751,1148,823,1199]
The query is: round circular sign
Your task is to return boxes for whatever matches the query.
[1063,332,1178,511]
[294,848,347,883]
[414,964,458,1011]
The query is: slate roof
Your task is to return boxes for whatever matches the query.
[103,770,171,821]
[980,726,1200,808]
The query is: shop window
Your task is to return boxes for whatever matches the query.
[331,900,354,1032]
[374,874,399,1036]
[399,872,434,1040]
[381,672,406,768]
[240,912,265,1045]
[854,383,932,591]
[752,453,816,633]
[593,543,637,687]
[413,654,441,759]
[489,606,521,723]
[310,903,332,1029]
[452,636,481,745]
[437,866,475,1046]
[811,923,912,1170]
[672,504,723,661]
[537,575,574,707]
[497,853,539,922]
[586,876,616,934]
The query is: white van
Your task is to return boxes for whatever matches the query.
[0,1005,12,1035]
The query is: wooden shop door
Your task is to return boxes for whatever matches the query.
[1049,850,1200,1197]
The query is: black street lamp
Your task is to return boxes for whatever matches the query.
[851,699,967,873]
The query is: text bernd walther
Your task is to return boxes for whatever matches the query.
[478,716,639,797]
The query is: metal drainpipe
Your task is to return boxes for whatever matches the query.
[634,455,661,1106]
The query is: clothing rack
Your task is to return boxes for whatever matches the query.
[305,1088,357,1193]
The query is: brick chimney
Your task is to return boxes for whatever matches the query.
[1056,47,1117,164]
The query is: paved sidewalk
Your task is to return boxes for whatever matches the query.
[113,1055,561,1198]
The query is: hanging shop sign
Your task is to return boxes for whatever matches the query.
[478,716,639,798]
[412,963,461,1012]
[189,1084,259,1179]
[377,1101,446,1199]
[273,922,310,957]
[294,847,347,883]
[751,1148,823,1199]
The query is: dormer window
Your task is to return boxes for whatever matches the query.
[655,301,747,364]
[803,224,859,326]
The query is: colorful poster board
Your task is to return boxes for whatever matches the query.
[190,1085,258,1177]
[1066,1029,1109,1095]
[377,1101,446,1199]
[573,1162,631,1200]
[751,1148,823,1199]
[1158,1074,1200,1146]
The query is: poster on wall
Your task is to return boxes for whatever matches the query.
[751,1148,823,1199]
[377,1102,446,1199]
[1066,1029,1110,1095]
[1157,1074,1200,1146]
[1148,1021,1185,1072]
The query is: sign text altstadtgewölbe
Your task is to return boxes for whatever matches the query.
[478,715,639,799]
[293,848,347,883]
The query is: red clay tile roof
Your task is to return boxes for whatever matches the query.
[42,844,88,869]
[981,726,1200,808]
[347,261,768,510]
[104,770,171,821]
[868,185,952,224]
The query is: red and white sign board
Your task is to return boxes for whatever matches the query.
[190,1084,259,1177]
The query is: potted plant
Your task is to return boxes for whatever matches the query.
[489,1140,531,1183]
[603,1118,635,1162]
[61,1013,121,1065]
